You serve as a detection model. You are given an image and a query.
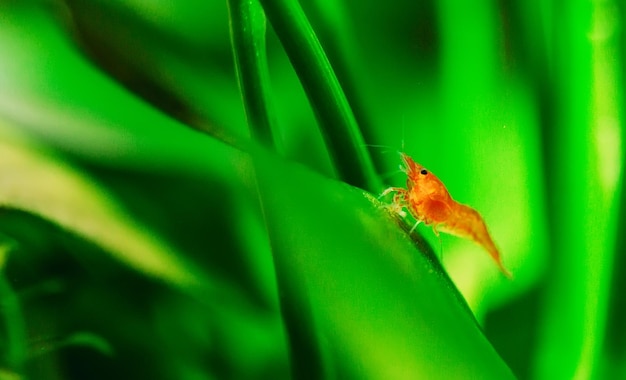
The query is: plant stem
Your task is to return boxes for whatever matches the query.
[258,0,381,192]
[227,0,280,151]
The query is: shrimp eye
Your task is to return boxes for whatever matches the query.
[420,169,428,175]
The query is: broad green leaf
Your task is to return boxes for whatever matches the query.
[253,147,515,379]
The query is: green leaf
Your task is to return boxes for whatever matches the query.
[253,146,515,378]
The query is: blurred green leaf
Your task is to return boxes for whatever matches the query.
[0,125,203,290]
[535,1,624,378]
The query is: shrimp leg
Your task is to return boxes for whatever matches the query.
[380,187,409,218]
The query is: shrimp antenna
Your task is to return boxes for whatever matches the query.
[364,144,399,154]
[401,113,406,153]
[364,144,404,161]
[363,144,403,180]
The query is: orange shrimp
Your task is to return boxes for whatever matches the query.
[381,153,512,278]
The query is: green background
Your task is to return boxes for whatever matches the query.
[0,0,623,379]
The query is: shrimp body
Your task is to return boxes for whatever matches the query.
[383,153,512,278]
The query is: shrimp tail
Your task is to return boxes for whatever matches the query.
[487,246,513,279]
[440,203,513,279]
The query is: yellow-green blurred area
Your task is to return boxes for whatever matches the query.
[0,0,623,379]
